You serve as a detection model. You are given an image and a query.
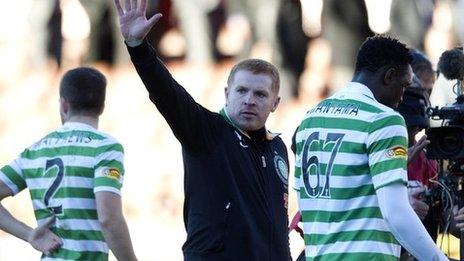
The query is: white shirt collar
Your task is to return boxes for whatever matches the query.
[62,122,96,130]
[342,82,376,100]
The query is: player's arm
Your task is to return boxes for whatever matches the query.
[0,181,30,241]
[367,114,446,260]
[377,184,447,260]
[0,181,61,255]
[94,141,136,260]
[96,191,137,261]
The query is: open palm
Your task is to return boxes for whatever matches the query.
[114,0,162,42]
[28,216,62,255]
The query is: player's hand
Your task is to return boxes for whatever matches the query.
[114,0,162,43]
[408,187,429,220]
[454,207,464,231]
[28,216,62,255]
[408,135,429,165]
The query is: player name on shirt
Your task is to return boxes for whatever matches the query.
[309,101,360,116]
[30,131,94,150]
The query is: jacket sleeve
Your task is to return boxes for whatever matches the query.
[127,41,218,152]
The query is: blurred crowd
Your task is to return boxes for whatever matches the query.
[6,0,464,96]
[1,0,464,260]
[4,0,464,95]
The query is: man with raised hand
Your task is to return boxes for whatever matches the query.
[114,0,291,260]
[0,67,137,260]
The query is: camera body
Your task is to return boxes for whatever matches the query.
[425,94,464,215]
[426,95,464,161]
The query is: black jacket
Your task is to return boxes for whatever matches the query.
[128,41,291,261]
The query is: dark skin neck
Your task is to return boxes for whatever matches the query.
[352,70,386,105]
[352,65,413,109]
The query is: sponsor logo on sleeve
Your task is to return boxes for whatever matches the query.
[385,146,407,159]
[104,168,121,181]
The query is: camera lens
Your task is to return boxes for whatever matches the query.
[442,136,458,151]
[439,131,463,155]
[426,126,464,160]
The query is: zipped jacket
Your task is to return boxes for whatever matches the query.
[128,41,291,261]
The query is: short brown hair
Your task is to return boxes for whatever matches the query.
[59,67,106,116]
[227,59,280,93]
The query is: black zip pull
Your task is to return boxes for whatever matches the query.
[261,156,266,168]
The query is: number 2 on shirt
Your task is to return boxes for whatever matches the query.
[43,158,65,215]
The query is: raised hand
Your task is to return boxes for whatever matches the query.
[408,135,429,166]
[28,216,62,256]
[114,0,162,42]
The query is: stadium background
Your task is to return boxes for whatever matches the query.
[0,0,461,259]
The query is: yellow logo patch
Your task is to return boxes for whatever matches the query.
[105,168,121,181]
[385,146,407,158]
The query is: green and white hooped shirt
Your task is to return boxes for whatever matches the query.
[0,122,124,260]
[294,82,408,260]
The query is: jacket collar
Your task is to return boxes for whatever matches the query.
[219,108,279,140]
